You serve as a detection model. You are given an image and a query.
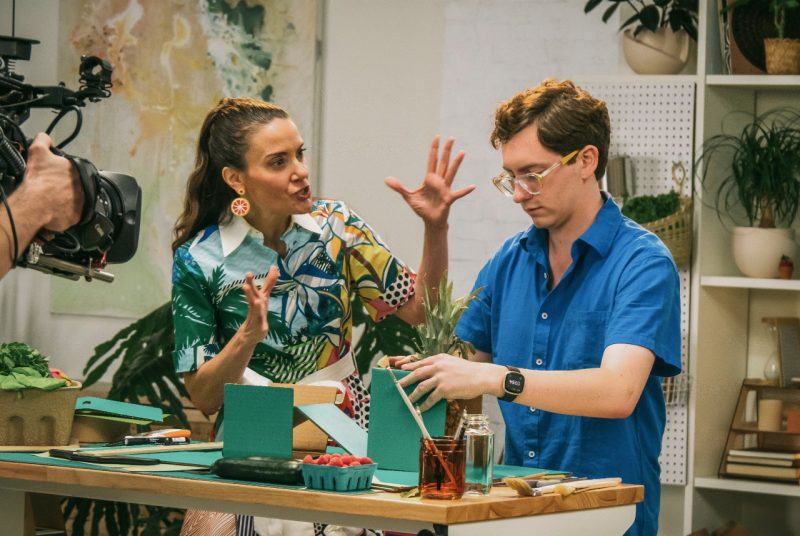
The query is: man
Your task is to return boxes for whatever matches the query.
[400,79,681,535]
[0,132,83,278]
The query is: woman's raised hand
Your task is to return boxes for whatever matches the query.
[384,136,475,228]
[240,265,279,346]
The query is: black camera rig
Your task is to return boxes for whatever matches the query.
[0,35,141,283]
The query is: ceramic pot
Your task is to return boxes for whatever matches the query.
[622,28,690,74]
[731,227,797,278]
[764,38,800,74]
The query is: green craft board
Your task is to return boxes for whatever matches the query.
[75,396,163,423]
[367,368,445,471]
[223,384,293,459]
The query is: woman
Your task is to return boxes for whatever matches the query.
[171,97,472,536]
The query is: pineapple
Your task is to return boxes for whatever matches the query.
[413,275,480,360]
[412,274,483,435]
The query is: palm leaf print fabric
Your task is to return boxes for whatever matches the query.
[171,199,415,391]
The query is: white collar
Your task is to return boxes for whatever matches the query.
[218,213,322,257]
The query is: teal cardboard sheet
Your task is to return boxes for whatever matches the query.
[367,368,445,471]
[297,403,368,458]
[75,396,163,423]
[223,384,293,459]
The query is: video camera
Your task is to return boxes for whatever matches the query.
[0,35,141,283]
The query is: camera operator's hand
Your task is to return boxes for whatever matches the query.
[25,133,83,232]
[0,133,83,279]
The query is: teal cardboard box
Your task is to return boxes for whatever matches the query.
[367,368,445,471]
[223,384,294,459]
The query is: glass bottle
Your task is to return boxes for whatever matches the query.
[463,413,494,495]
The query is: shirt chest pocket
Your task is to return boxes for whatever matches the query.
[560,310,609,369]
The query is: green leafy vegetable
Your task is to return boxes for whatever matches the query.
[622,191,681,225]
[0,342,65,391]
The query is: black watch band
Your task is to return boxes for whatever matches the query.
[500,365,525,402]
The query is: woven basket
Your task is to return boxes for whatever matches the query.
[643,195,692,270]
[765,38,800,75]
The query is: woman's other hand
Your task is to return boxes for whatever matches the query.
[384,136,475,228]
[240,265,279,346]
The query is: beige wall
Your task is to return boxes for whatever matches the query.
[318,0,445,267]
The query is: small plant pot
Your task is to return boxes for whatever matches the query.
[731,227,796,279]
[622,28,690,75]
[764,38,800,75]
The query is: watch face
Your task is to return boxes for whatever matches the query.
[504,371,524,395]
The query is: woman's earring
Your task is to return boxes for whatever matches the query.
[230,189,250,217]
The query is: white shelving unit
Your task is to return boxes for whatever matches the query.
[681,1,800,534]
[701,277,800,292]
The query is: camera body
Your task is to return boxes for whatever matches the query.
[0,35,141,282]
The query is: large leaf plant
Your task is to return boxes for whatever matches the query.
[65,302,188,536]
[584,0,699,40]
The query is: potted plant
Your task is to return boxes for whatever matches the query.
[696,108,800,278]
[584,0,699,74]
[724,0,800,74]
[377,275,482,434]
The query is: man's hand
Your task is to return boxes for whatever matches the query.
[23,133,83,232]
[398,353,505,412]
[384,136,475,229]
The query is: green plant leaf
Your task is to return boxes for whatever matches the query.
[696,108,800,228]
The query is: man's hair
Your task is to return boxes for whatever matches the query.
[491,79,611,180]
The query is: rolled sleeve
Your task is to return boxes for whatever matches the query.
[606,253,682,377]
[343,206,416,322]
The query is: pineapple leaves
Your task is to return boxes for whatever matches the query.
[414,274,482,359]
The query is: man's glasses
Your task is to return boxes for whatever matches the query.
[492,150,579,197]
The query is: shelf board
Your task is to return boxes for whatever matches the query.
[701,276,800,291]
[706,75,800,88]
[575,74,700,85]
[731,425,800,435]
[695,476,800,497]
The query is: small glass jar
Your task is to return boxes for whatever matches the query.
[463,413,494,495]
[418,436,465,500]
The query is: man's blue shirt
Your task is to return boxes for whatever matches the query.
[456,195,681,536]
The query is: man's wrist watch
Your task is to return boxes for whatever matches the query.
[500,365,525,402]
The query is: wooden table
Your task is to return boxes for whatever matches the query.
[0,460,642,535]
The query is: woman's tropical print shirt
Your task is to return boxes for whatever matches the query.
[171,200,416,383]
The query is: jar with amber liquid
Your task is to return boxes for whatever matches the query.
[418,436,465,500]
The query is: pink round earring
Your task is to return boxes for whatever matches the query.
[230,189,250,217]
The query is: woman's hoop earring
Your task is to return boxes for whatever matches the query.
[230,189,250,217]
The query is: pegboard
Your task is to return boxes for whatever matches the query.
[579,80,695,486]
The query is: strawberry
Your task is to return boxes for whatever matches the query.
[302,454,315,464]
[359,456,373,465]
